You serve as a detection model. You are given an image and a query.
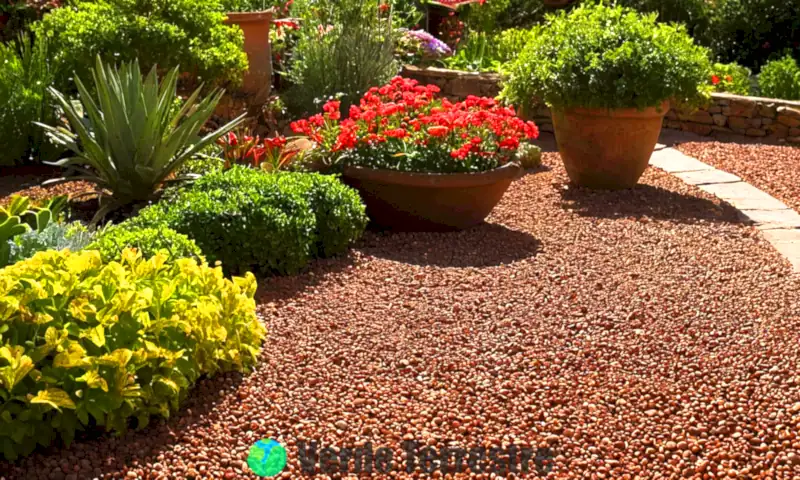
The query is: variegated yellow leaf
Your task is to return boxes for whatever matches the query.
[30,388,76,411]
[76,369,108,392]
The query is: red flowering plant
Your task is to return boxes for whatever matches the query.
[290,76,539,174]
[217,130,301,172]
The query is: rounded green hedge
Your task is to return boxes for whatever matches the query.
[87,224,203,263]
[130,168,367,275]
[502,3,712,112]
[759,55,800,100]
[33,0,247,89]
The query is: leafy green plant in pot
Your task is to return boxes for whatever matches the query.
[502,3,712,189]
[38,56,245,223]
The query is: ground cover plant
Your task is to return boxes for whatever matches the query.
[0,249,264,461]
[40,57,245,222]
[0,195,67,267]
[128,167,367,275]
[290,76,539,173]
[502,3,712,112]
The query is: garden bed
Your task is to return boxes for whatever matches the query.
[4,152,800,478]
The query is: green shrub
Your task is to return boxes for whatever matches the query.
[285,0,398,115]
[87,225,203,263]
[0,34,61,166]
[130,168,366,275]
[709,62,752,95]
[0,249,264,460]
[188,169,368,258]
[40,57,245,222]
[706,0,800,71]
[7,222,94,265]
[759,55,800,100]
[502,3,712,112]
[33,0,247,88]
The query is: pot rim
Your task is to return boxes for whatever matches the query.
[552,100,670,119]
[342,162,521,188]
[224,10,274,23]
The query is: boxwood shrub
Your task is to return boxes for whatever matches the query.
[759,55,800,100]
[502,3,712,112]
[33,0,247,89]
[87,224,203,263]
[130,168,367,275]
[0,249,264,460]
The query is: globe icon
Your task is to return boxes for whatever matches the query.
[247,438,287,477]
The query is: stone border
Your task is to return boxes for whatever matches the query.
[400,65,800,144]
[650,147,800,272]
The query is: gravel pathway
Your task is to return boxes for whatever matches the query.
[677,141,800,214]
[4,154,800,479]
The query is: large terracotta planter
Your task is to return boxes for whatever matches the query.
[225,10,273,103]
[341,163,521,231]
[551,101,669,189]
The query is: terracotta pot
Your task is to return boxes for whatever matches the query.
[341,163,520,231]
[551,101,669,189]
[225,10,273,103]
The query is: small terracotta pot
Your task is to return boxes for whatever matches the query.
[225,10,273,103]
[341,163,520,231]
[551,101,669,189]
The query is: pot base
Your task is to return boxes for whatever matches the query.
[552,102,668,190]
[341,164,521,231]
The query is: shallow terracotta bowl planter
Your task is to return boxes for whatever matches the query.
[224,10,273,103]
[551,100,669,189]
[341,163,521,231]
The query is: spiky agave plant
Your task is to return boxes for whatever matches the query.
[38,56,246,222]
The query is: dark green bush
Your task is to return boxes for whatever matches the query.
[616,0,709,37]
[759,55,800,100]
[0,34,61,166]
[33,0,247,88]
[706,0,800,71]
[87,225,203,263]
[502,3,712,112]
[130,168,367,275]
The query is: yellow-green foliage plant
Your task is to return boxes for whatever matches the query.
[0,249,265,460]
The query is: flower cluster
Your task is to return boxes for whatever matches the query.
[217,131,299,172]
[396,29,453,67]
[290,76,538,173]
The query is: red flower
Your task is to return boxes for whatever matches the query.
[427,126,449,137]
[711,75,720,85]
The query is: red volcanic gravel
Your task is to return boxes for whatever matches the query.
[677,141,800,213]
[4,154,800,479]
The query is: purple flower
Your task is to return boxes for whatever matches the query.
[406,30,452,56]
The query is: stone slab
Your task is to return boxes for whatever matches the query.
[648,148,714,173]
[739,209,800,229]
[674,169,741,185]
[769,241,800,272]
[761,228,800,243]
[697,182,789,211]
